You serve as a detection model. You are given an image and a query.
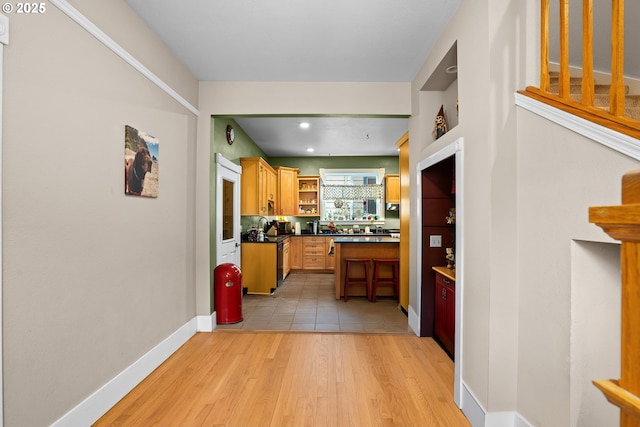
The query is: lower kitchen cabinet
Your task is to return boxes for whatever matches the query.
[283,238,291,279]
[290,236,303,270]
[303,236,325,270]
[434,268,455,357]
[325,236,336,270]
[288,235,334,272]
[241,243,277,294]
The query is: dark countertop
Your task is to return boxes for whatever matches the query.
[333,236,400,243]
[242,233,395,243]
[242,235,290,243]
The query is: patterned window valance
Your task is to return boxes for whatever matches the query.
[322,184,384,200]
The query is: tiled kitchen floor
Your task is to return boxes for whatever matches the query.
[216,272,411,333]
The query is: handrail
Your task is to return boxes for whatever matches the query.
[523,0,640,141]
[589,169,640,426]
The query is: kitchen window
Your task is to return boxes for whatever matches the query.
[319,168,385,222]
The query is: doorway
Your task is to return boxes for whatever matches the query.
[416,137,464,406]
[215,153,242,267]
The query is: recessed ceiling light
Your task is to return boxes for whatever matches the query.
[299,122,310,129]
[445,65,458,74]
[306,147,314,152]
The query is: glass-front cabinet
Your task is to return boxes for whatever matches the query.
[319,168,385,222]
[297,176,319,216]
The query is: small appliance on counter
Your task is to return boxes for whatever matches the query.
[277,221,292,234]
[306,221,318,234]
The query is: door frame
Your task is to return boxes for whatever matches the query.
[416,137,464,407]
[215,153,242,267]
[0,13,9,427]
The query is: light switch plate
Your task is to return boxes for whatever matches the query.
[429,235,442,247]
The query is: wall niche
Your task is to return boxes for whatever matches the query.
[422,41,458,141]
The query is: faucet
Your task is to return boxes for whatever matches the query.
[257,216,269,231]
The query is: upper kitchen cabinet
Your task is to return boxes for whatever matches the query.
[276,166,299,216]
[385,174,400,204]
[240,157,277,216]
[297,176,319,216]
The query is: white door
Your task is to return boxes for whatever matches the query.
[216,153,242,267]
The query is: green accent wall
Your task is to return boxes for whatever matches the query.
[210,117,269,310]
[268,156,399,175]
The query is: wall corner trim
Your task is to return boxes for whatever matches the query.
[515,92,640,161]
[49,0,200,117]
[50,318,198,427]
[197,312,217,332]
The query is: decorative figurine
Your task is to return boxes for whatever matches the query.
[433,105,448,140]
[446,208,456,225]
[446,248,455,269]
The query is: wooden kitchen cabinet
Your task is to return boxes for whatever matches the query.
[290,236,303,270]
[385,174,400,204]
[266,166,276,204]
[434,268,455,357]
[283,238,291,279]
[302,235,325,269]
[241,243,277,294]
[240,157,276,216]
[276,166,299,216]
[297,176,319,216]
[325,236,335,270]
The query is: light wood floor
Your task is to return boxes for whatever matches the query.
[94,331,470,427]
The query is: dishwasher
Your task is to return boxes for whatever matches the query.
[276,240,284,288]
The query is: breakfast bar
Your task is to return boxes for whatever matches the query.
[333,236,400,300]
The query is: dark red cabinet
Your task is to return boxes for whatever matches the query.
[434,271,455,357]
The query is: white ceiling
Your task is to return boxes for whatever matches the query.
[124,0,461,156]
[234,116,409,157]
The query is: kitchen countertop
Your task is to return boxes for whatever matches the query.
[333,236,400,243]
[242,235,290,243]
[432,266,456,281]
[242,234,396,243]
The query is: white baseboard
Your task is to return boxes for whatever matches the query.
[461,382,486,426]
[408,304,420,335]
[513,412,534,427]
[197,311,217,332]
[461,382,533,427]
[50,318,198,427]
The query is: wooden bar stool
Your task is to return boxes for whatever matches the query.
[343,258,370,302]
[371,258,399,302]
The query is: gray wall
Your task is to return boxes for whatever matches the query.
[3,1,198,425]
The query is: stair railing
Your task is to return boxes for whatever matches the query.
[589,169,640,427]
[520,0,640,140]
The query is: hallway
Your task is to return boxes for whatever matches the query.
[94,331,469,426]
[217,272,411,333]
